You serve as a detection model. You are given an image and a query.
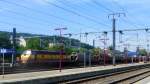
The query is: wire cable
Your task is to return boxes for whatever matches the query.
[5,10,63,26]
[111,0,144,27]
[0,0,97,29]
[44,0,110,27]
[91,0,142,28]
[54,0,111,30]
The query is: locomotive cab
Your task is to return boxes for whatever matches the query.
[70,52,78,62]
[21,50,34,64]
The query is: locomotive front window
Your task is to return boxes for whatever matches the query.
[26,51,31,55]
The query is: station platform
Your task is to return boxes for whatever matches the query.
[0,62,149,84]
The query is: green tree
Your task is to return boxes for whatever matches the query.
[26,38,42,50]
[108,45,113,51]
[139,49,147,56]
[64,47,79,55]
[16,45,27,51]
[0,33,11,48]
[48,45,62,51]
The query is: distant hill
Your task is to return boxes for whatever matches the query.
[0,31,94,49]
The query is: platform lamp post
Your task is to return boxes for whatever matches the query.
[85,33,92,67]
[136,32,140,63]
[55,27,67,72]
[136,46,140,63]
[119,30,127,63]
[100,32,109,66]
[119,30,123,43]
[68,33,72,48]
[124,47,128,64]
[145,28,149,62]
[84,32,88,67]
[103,31,108,66]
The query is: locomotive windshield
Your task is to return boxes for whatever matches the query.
[22,50,31,55]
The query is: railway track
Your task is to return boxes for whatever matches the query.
[61,66,150,84]
[111,70,150,84]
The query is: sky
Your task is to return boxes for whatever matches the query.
[0,0,150,51]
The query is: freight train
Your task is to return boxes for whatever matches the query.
[19,49,138,65]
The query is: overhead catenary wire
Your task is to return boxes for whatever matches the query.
[0,0,98,29]
[64,28,150,36]
[91,0,114,13]
[4,9,64,26]
[90,0,142,28]
[44,0,110,27]
[0,20,49,32]
[54,0,110,30]
[110,0,126,12]
[111,0,144,27]
[0,12,53,27]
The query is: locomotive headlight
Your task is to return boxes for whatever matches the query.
[26,50,31,55]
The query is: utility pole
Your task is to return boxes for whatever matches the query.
[119,30,123,43]
[55,27,67,72]
[145,28,149,62]
[103,32,108,66]
[40,38,42,48]
[68,33,72,48]
[84,32,88,67]
[108,13,126,66]
[85,33,92,67]
[136,46,140,62]
[124,47,128,64]
[100,32,109,65]
[53,35,56,43]
[93,39,95,48]
[119,30,128,63]
[85,33,88,43]
[136,32,140,62]
[79,28,82,50]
